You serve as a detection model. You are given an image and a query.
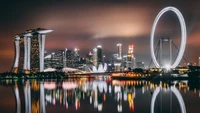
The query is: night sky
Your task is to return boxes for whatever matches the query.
[0,0,200,72]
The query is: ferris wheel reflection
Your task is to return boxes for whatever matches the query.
[151,86,186,113]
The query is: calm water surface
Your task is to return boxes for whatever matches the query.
[0,77,200,113]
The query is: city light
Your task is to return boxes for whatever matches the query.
[44,68,56,72]
[164,64,171,70]
[150,6,187,68]
[97,45,102,48]
[74,48,79,51]
[88,51,93,55]
[114,63,121,66]
[44,82,56,90]
[10,76,196,113]
[62,82,78,90]
[3,1,200,113]
[128,44,134,54]
[93,48,97,51]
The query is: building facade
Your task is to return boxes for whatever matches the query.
[126,44,136,69]
[74,48,80,68]
[93,48,98,66]
[86,51,93,65]
[97,45,103,64]
[117,43,122,60]
[11,28,53,73]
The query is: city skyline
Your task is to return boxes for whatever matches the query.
[1,0,200,72]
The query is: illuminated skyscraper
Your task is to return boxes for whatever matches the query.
[63,48,68,68]
[128,44,134,54]
[58,50,64,68]
[16,35,24,73]
[30,31,40,73]
[112,53,121,71]
[97,45,103,64]
[127,54,133,69]
[12,28,53,73]
[93,48,98,66]
[117,43,122,59]
[74,48,80,68]
[66,50,74,68]
[74,48,80,61]
[49,52,61,68]
[127,44,136,69]
[13,32,32,73]
[86,51,93,65]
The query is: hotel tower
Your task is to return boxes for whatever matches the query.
[12,28,53,73]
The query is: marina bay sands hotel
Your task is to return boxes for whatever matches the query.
[11,28,53,73]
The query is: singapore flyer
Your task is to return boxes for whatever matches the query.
[150,6,187,68]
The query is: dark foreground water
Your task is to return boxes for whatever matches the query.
[0,77,200,113]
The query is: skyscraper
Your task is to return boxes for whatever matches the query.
[14,35,23,73]
[12,28,53,73]
[127,44,136,69]
[97,45,103,64]
[58,50,64,68]
[74,48,80,68]
[128,44,134,54]
[122,55,127,68]
[30,31,40,73]
[74,48,80,61]
[93,48,98,66]
[117,43,122,59]
[66,49,74,68]
[63,48,68,68]
[112,53,121,71]
[86,51,93,65]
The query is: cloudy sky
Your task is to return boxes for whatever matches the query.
[0,0,200,72]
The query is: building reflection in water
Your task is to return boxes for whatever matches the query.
[14,80,46,113]
[9,79,200,113]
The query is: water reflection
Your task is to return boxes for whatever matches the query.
[151,86,186,113]
[2,79,200,113]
